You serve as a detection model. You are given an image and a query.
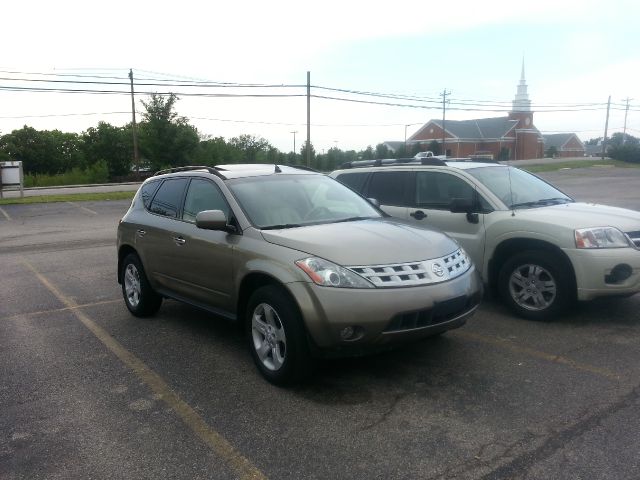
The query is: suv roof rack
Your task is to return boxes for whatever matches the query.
[339,157,447,169]
[290,164,320,173]
[153,165,227,179]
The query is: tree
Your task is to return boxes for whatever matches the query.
[300,141,316,167]
[229,134,272,162]
[360,146,374,160]
[428,140,441,155]
[375,143,390,159]
[82,122,132,177]
[545,146,558,158]
[608,144,640,163]
[138,93,199,170]
[584,137,602,146]
[0,126,83,174]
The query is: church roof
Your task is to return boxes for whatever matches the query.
[411,117,519,141]
[542,133,582,148]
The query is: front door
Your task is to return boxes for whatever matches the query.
[407,171,487,272]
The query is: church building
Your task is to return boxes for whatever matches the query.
[407,63,545,160]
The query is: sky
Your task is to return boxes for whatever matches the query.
[1,0,639,154]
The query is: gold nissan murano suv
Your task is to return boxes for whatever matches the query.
[117,165,482,385]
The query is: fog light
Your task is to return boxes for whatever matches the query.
[605,264,633,284]
[339,326,364,342]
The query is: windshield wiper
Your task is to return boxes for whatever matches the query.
[510,197,573,209]
[332,216,376,223]
[260,223,302,230]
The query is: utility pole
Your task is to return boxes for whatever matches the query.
[404,124,409,154]
[602,95,611,160]
[622,97,633,144]
[129,69,140,178]
[306,71,311,167]
[440,89,451,157]
[290,130,298,155]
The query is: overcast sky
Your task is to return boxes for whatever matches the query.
[1,0,638,153]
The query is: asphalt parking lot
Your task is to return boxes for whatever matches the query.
[1,167,639,479]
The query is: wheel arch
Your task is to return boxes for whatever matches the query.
[488,238,577,298]
[117,244,138,284]
[237,272,303,326]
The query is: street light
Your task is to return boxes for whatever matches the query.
[290,131,298,154]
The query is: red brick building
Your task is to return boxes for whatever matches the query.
[542,133,585,158]
[407,64,545,160]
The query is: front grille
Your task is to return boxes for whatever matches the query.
[348,249,471,287]
[626,230,640,249]
[384,291,481,333]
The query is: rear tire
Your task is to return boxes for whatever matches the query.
[246,285,312,386]
[121,253,162,317]
[498,250,571,321]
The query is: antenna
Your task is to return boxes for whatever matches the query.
[274,164,282,173]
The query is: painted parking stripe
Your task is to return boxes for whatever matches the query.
[21,259,267,480]
[456,330,621,381]
[65,201,98,215]
[0,298,122,322]
[0,206,12,221]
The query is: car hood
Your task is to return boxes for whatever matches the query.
[260,218,459,266]
[516,202,640,231]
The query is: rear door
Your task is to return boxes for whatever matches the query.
[364,170,412,219]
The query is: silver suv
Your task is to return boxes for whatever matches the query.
[331,159,640,320]
[117,164,482,384]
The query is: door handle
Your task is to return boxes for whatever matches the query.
[136,229,146,237]
[173,236,186,246]
[410,210,427,220]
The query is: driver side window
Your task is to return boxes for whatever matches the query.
[415,171,491,211]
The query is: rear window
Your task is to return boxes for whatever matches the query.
[140,180,161,209]
[149,178,188,218]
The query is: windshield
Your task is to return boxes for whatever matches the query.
[466,166,573,209]
[228,174,382,229]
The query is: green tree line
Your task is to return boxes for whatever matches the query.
[0,93,428,185]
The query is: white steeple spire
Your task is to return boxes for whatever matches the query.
[512,58,532,112]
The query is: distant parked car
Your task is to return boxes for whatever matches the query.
[117,164,482,384]
[331,158,640,321]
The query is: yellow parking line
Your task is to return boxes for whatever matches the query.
[0,206,12,221]
[65,201,98,215]
[456,330,621,381]
[0,299,122,322]
[21,259,267,480]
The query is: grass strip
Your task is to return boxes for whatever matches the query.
[0,191,135,205]
[521,159,640,173]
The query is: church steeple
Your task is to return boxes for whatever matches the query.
[512,58,532,112]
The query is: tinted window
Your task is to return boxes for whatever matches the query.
[182,179,230,223]
[336,172,368,193]
[140,180,161,209]
[149,178,188,218]
[368,171,410,206]
[415,172,492,211]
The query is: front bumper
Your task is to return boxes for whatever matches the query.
[564,247,640,300]
[286,268,483,351]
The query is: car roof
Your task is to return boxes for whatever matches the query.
[150,164,320,181]
[332,159,507,173]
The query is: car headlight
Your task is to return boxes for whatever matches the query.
[295,257,374,288]
[575,227,630,249]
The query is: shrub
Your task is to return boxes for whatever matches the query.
[24,160,110,187]
[608,144,640,164]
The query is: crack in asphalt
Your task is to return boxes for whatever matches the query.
[360,392,408,431]
[477,383,640,480]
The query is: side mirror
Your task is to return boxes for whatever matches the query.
[196,210,231,231]
[367,198,380,208]
[450,198,479,224]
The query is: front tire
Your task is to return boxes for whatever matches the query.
[246,285,312,386]
[498,250,572,321]
[121,253,162,317]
